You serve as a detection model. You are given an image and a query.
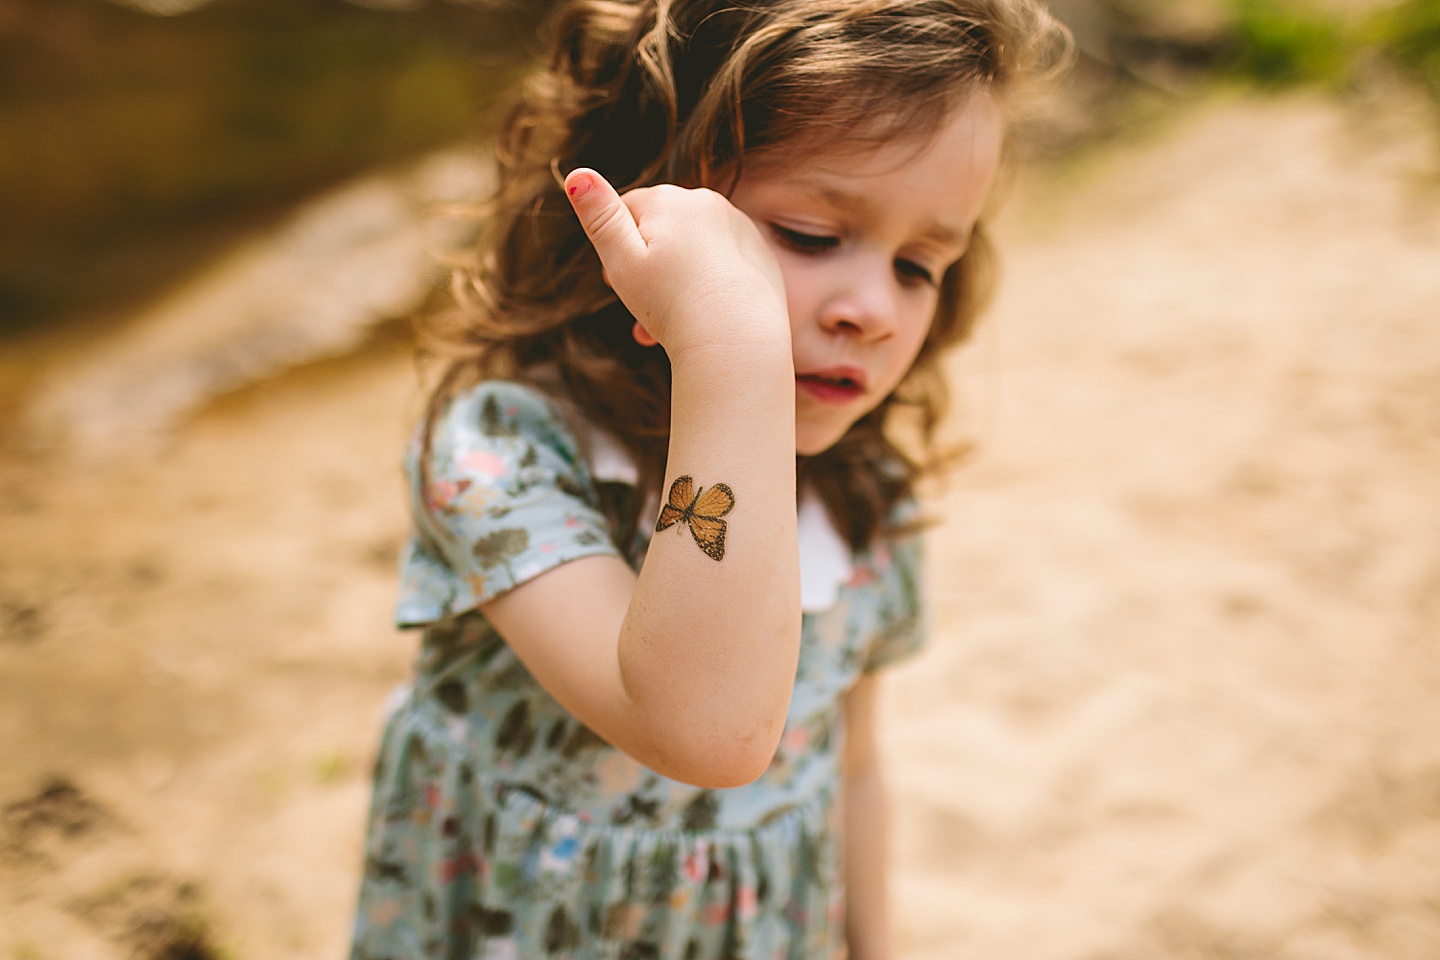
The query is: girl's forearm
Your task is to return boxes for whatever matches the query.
[617,337,801,786]
[845,762,894,960]
[845,674,894,959]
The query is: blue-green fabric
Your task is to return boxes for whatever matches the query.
[352,382,925,960]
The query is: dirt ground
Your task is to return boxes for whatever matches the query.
[2,90,1439,959]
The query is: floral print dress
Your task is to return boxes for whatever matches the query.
[351,382,925,960]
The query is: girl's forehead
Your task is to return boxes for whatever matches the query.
[749,90,1002,180]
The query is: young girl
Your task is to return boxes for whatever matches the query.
[352,1,1069,958]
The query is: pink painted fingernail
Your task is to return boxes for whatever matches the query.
[567,174,592,199]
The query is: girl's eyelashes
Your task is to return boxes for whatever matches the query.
[895,259,937,287]
[770,224,838,253]
[771,222,941,286]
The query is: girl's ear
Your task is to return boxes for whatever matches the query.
[631,322,659,347]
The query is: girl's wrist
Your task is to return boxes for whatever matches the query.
[668,346,794,420]
[667,328,794,385]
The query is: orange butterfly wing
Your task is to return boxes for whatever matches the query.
[687,515,728,561]
[688,482,734,561]
[692,482,735,521]
[655,475,696,532]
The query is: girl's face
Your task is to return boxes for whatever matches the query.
[728,91,1004,456]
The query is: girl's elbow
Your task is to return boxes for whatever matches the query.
[641,724,782,789]
[702,738,782,788]
[664,750,776,789]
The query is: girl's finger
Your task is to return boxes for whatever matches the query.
[565,168,646,275]
[631,321,658,347]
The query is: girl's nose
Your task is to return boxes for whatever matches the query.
[817,262,898,341]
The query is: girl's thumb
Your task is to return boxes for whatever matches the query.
[565,168,645,273]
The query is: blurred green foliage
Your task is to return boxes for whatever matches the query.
[1227,0,1353,86]
[1227,0,1440,97]
[0,0,546,332]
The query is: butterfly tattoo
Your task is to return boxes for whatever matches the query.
[655,475,736,561]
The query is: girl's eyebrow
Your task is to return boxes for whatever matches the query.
[803,184,967,247]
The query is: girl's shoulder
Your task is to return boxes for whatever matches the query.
[423,378,590,466]
[850,500,927,672]
[798,486,923,614]
[423,378,641,493]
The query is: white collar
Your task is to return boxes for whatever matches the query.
[582,426,854,613]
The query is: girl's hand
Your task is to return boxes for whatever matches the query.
[565,168,790,361]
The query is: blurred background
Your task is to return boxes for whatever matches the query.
[1,0,1438,958]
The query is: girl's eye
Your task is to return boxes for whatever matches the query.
[771,225,838,253]
[895,259,937,287]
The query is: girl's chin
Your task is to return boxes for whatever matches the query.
[794,422,850,457]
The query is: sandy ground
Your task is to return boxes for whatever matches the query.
[2,90,1438,959]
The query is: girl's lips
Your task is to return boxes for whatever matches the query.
[795,368,866,404]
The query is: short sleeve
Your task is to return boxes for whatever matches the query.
[393,382,623,628]
[861,508,928,672]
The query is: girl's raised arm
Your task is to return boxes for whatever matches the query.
[477,169,801,788]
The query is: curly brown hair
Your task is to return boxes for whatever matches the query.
[421,0,1072,551]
